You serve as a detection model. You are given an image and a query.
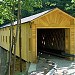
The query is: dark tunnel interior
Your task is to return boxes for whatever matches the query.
[37,28,65,56]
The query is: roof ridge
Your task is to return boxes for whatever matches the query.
[0,9,52,28]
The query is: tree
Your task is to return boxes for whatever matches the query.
[32,0,75,17]
[0,0,75,25]
[0,0,42,75]
[0,0,42,25]
[43,0,75,17]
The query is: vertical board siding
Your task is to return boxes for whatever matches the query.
[0,27,10,50]
[70,27,75,54]
[65,29,70,54]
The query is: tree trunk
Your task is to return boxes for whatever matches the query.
[18,0,22,72]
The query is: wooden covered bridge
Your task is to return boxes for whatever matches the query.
[0,8,75,63]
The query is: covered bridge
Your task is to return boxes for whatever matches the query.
[0,8,75,63]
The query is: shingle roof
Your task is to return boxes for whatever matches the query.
[0,9,52,28]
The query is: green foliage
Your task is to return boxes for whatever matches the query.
[0,18,4,24]
[0,0,17,24]
[0,0,42,25]
[0,0,75,25]
[40,0,75,17]
[22,0,42,12]
[71,0,75,2]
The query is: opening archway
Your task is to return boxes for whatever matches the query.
[37,28,65,57]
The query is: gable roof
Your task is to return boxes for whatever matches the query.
[0,9,52,28]
[0,8,74,28]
